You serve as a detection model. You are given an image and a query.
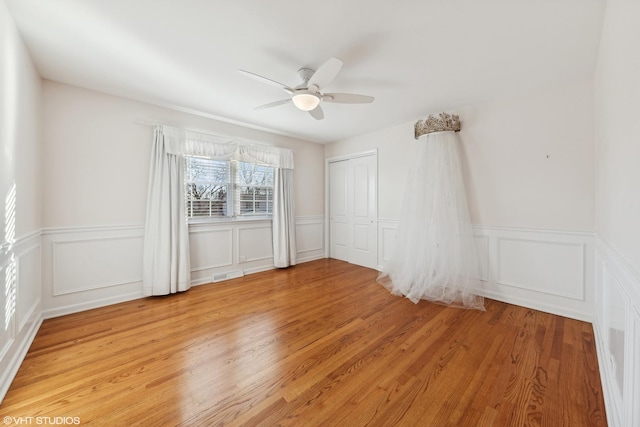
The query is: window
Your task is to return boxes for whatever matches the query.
[185,157,230,217]
[237,162,274,216]
[185,157,274,219]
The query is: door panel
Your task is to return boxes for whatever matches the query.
[329,160,349,261]
[348,155,377,269]
[328,154,377,269]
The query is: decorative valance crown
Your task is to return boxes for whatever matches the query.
[414,113,461,139]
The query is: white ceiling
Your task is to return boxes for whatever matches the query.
[6,0,605,143]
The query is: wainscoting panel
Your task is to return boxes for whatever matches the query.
[189,227,233,271]
[496,238,584,300]
[42,226,146,318]
[52,235,143,296]
[42,217,326,316]
[238,224,273,263]
[474,235,490,282]
[377,219,398,271]
[0,231,42,403]
[295,216,324,260]
[593,237,640,427]
[0,246,15,363]
[376,221,594,321]
[476,226,593,321]
[16,243,41,332]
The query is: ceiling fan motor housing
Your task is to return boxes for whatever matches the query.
[297,68,315,84]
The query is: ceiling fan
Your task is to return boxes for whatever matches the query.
[238,57,374,120]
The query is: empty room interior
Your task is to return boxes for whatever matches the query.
[0,0,639,425]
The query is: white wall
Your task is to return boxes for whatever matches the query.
[593,0,640,425]
[326,78,595,230]
[326,78,597,320]
[42,81,324,228]
[40,81,326,316]
[0,1,43,401]
[460,79,595,231]
[594,1,640,277]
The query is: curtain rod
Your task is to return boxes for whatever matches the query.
[133,118,273,147]
[134,118,161,127]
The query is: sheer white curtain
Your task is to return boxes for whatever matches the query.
[178,130,297,268]
[273,167,296,267]
[143,126,191,296]
[142,125,296,293]
[378,130,484,310]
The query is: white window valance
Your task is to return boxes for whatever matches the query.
[159,125,294,170]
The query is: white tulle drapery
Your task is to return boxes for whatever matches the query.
[378,130,484,310]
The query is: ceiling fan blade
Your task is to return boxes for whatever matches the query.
[323,93,374,104]
[254,99,291,110]
[308,58,343,89]
[308,105,324,120]
[238,69,294,94]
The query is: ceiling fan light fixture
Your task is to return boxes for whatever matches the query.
[292,91,320,111]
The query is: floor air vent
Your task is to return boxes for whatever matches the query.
[212,270,244,283]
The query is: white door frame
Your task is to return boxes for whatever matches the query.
[324,149,378,264]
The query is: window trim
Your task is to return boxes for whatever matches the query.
[185,157,274,224]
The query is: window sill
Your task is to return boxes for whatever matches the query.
[188,216,273,226]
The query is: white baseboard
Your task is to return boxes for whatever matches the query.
[593,320,618,427]
[479,289,592,322]
[41,291,145,319]
[295,253,325,264]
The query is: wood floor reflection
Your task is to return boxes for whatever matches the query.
[0,259,607,426]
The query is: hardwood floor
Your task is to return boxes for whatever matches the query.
[0,259,606,426]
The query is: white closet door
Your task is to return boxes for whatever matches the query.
[328,154,377,269]
[329,160,349,261]
[348,154,377,269]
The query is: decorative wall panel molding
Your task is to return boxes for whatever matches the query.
[496,237,585,300]
[237,224,273,263]
[474,226,594,321]
[377,219,399,271]
[295,216,324,255]
[0,231,42,403]
[16,244,41,332]
[474,235,490,282]
[593,236,640,427]
[52,235,143,296]
[189,227,233,271]
[41,226,145,319]
[377,221,594,321]
[42,217,325,316]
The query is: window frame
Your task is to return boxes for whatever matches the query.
[184,156,275,223]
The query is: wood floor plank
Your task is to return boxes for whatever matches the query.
[0,259,607,426]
